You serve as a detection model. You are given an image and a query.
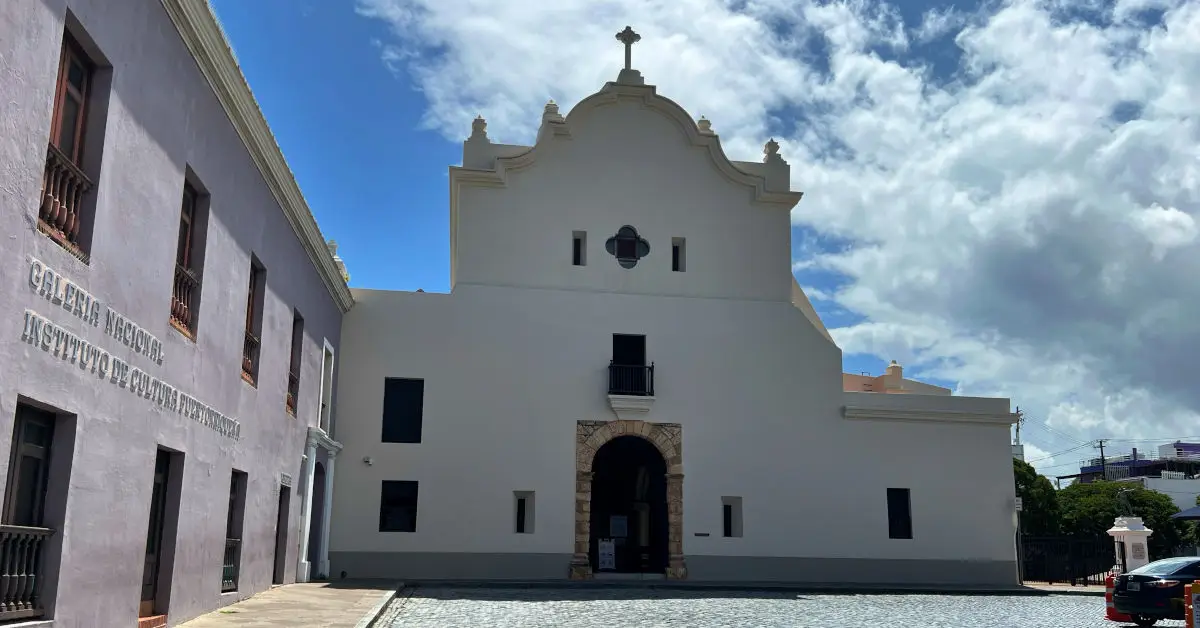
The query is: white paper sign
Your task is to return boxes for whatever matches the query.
[1015,497,1023,512]
[598,539,616,571]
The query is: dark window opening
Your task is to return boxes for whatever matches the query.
[286,311,304,415]
[170,181,206,337]
[379,480,419,532]
[671,237,685,272]
[572,231,586,266]
[722,504,733,537]
[887,488,913,540]
[382,378,424,443]
[516,497,528,533]
[241,257,265,384]
[609,334,653,396]
[4,405,56,528]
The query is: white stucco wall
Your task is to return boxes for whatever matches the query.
[329,79,1018,583]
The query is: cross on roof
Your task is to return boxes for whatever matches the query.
[615,26,641,71]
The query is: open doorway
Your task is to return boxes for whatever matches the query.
[588,435,668,573]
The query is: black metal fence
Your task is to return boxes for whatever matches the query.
[1020,535,1115,585]
[222,538,241,592]
[608,363,655,396]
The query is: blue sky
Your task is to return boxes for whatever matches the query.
[207,0,1200,472]
[207,0,899,381]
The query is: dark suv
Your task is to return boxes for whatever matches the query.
[1113,556,1200,627]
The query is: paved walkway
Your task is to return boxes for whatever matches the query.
[178,582,397,628]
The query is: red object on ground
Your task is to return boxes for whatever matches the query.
[1105,574,1132,622]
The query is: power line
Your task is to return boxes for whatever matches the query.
[1025,442,1096,464]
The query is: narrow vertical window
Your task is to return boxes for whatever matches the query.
[887,488,912,539]
[286,311,304,415]
[38,33,99,260]
[242,257,266,385]
[671,237,686,272]
[721,496,743,538]
[318,344,335,432]
[572,231,587,266]
[514,491,535,534]
[170,181,206,337]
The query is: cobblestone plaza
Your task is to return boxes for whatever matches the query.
[377,587,1184,628]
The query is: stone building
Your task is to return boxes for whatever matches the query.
[329,29,1021,586]
[0,0,351,626]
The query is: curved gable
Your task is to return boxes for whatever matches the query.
[458,81,803,208]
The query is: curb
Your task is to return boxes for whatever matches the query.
[395,579,1057,597]
[353,581,405,628]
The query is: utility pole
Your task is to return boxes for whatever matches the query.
[1014,406,1023,446]
[1097,439,1108,479]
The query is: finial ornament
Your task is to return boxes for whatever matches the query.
[763,138,782,162]
[615,26,641,71]
[697,116,713,135]
[470,114,489,141]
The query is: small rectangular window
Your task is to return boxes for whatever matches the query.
[671,237,686,272]
[572,231,587,266]
[379,480,419,532]
[721,496,743,538]
[514,491,535,534]
[382,378,424,443]
[887,488,913,539]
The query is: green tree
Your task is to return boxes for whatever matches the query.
[1058,481,1186,558]
[1013,458,1060,535]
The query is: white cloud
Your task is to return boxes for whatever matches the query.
[357,0,1200,457]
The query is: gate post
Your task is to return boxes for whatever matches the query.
[1107,516,1153,574]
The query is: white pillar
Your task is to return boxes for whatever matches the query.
[1107,516,1153,574]
[317,449,336,578]
[295,439,318,582]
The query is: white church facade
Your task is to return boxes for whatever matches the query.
[328,29,1020,586]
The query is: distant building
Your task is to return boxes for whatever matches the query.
[1061,443,1200,512]
[842,360,952,396]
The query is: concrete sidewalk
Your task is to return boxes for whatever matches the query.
[178,582,398,628]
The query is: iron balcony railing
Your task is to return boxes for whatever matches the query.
[242,331,260,382]
[221,538,241,592]
[0,525,54,621]
[608,362,655,397]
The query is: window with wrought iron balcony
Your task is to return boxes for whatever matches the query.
[607,334,656,421]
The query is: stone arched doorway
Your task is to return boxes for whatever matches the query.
[307,461,326,577]
[571,420,685,580]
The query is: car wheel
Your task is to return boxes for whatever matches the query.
[1130,615,1157,627]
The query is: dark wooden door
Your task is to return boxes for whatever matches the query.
[140,451,170,617]
[272,485,291,584]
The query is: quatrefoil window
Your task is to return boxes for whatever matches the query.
[605,225,650,269]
